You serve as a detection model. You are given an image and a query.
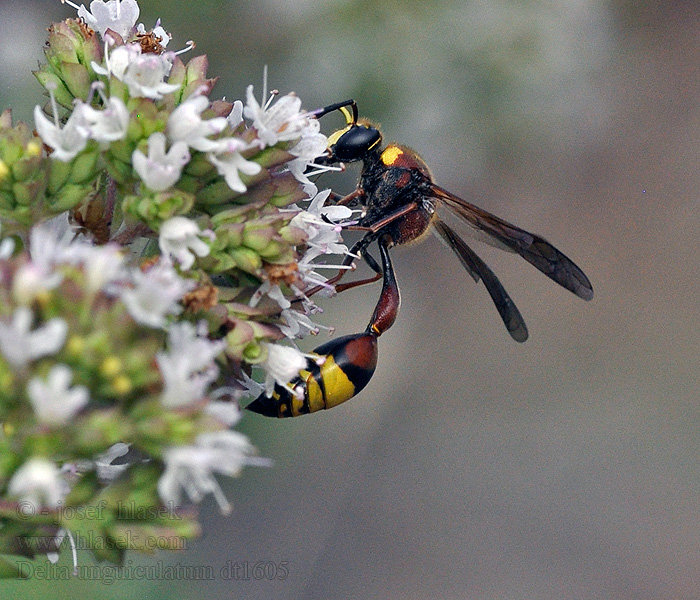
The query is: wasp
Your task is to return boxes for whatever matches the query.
[247,99,593,417]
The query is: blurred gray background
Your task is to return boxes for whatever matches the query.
[2,1,700,598]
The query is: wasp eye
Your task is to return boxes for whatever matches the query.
[333,125,381,161]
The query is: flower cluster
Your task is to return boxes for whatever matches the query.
[0,0,355,577]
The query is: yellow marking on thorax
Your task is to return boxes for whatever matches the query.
[381,146,403,166]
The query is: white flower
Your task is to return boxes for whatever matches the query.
[0,308,68,369]
[12,221,78,304]
[28,219,74,266]
[238,371,265,399]
[12,261,62,307]
[93,43,179,99]
[73,0,139,40]
[207,144,262,193]
[243,86,318,147]
[122,50,179,99]
[119,259,194,328]
[259,342,308,397]
[65,243,125,293]
[80,96,129,142]
[205,396,243,427]
[91,43,137,80]
[94,442,130,482]
[159,216,213,270]
[249,281,290,309]
[34,103,90,162]
[157,321,226,408]
[27,365,89,425]
[288,130,329,196]
[167,94,228,152]
[133,132,190,191]
[279,308,322,339]
[290,189,352,262]
[158,430,269,514]
[8,458,65,509]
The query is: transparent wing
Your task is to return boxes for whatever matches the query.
[431,185,594,301]
[434,219,529,343]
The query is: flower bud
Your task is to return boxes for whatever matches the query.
[230,247,262,274]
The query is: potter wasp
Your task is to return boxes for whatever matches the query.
[247,100,593,417]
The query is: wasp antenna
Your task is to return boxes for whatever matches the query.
[310,100,357,123]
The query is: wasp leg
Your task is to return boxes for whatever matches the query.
[334,245,384,293]
[333,188,365,206]
[302,233,377,297]
[363,201,419,233]
[304,199,420,298]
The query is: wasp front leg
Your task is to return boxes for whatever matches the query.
[247,236,399,417]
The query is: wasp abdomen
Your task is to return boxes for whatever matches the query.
[247,332,378,418]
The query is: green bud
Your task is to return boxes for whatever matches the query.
[174,55,218,101]
[127,99,167,140]
[182,151,215,178]
[248,146,295,170]
[279,224,307,245]
[209,204,251,226]
[196,179,240,206]
[267,172,309,207]
[203,250,237,272]
[214,222,244,248]
[103,153,133,185]
[59,62,92,102]
[11,180,41,207]
[45,28,80,68]
[230,247,262,274]
[242,225,276,253]
[10,151,44,184]
[122,189,195,229]
[259,242,294,263]
[47,155,73,192]
[33,71,74,109]
[35,20,102,108]
[47,182,92,212]
[70,148,100,184]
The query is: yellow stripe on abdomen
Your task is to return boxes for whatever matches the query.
[318,355,356,409]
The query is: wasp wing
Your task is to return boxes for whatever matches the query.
[434,219,529,343]
[430,185,594,301]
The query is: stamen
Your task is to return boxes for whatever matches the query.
[60,0,81,9]
[211,484,232,515]
[306,263,354,270]
[173,40,196,56]
[304,164,344,177]
[264,89,279,111]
